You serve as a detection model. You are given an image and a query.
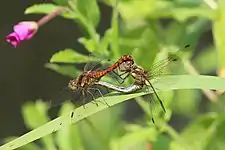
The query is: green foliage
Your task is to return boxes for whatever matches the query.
[213,0,225,69]
[2,0,225,150]
[2,75,225,150]
[50,49,90,63]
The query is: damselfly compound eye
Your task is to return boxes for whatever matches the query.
[68,79,77,91]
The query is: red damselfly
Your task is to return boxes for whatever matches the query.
[51,55,134,107]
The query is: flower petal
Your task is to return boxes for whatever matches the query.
[6,33,20,47]
[6,21,38,47]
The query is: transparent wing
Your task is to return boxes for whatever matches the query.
[83,53,103,72]
[49,87,76,108]
[148,52,181,79]
[148,44,189,79]
[83,53,113,72]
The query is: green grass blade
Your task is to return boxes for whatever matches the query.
[1,75,225,150]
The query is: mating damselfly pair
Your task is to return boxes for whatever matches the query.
[50,45,189,123]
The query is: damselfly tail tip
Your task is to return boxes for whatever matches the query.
[152,118,155,124]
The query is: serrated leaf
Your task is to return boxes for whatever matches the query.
[25,4,76,19]
[45,63,80,78]
[50,49,90,63]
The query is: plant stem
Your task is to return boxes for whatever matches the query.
[37,7,66,27]
[164,123,189,150]
[182,59,218,103]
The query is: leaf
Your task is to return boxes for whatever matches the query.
[4,137,40,150]
[131,27,159,69]
[111,0,119,58]
[206,114,225,150]
[79,106,123,150]
[56,102,83,150]
[78,37,98,53]
[118,0,214,22]
[50,49,90,63]
[98,29,112,56]
[154,135,171,150]
[25,4,76,19]
[22,101,50,130]
[110,126,157,150]
[193,46,217,74]
[169,7,214,22]
[22,100,56,150]
[76,0,100,27]
[45,63,80,78]
[169,113,225,150]
[213,1,225,71]
[2,75,225,149]
[55,0,69,6]
[118,0,157,22]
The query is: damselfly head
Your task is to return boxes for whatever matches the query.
[68,79,78,91]
[122,55,133,61]
[119,60,134,72]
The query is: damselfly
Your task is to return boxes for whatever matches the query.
[51,55,134,107]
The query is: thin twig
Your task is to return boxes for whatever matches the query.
[164,123,190,150]
[37,7,66,26]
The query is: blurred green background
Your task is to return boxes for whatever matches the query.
[1,0,225,149]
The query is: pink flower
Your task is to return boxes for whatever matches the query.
[6,21,38,47]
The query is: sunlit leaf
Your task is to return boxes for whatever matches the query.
[76,0,100,27]
[4,137,40,150]
[50,49,90,63]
